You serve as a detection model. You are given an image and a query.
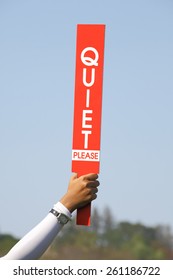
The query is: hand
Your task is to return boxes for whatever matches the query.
[60,173,100,213]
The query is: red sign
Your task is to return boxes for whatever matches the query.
[72,24,105,225]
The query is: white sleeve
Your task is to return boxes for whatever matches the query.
[0,202,72,260]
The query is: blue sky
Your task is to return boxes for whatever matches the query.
[0,0,173,238]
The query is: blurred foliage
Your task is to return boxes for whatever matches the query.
[42,207,173,260]
[1,207,173,259]
[0,234,19,257]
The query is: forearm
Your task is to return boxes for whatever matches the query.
[1,202,72,260]
[0,173,99,260]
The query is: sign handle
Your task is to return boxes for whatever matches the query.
[76,170,91,226]
[77,203,91,225]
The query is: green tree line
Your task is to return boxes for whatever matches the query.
[42,207,173,259]
[1,207,173,259]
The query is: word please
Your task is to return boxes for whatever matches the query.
[72,150,100,162]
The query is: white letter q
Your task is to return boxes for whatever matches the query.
[81,47,99,66]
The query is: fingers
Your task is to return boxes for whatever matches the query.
[80,173,100,192]
[71,172,100,197]
[92,193,97,200]
[86,180,100,189]
[71,173,99,188]
[71,173,98,181]
[67,172,100,211]
[87,181,99,202]
[83,173,98,181]
[90,192,98,201]
[92,187,98,194]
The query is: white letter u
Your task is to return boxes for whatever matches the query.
[83,68,95,87]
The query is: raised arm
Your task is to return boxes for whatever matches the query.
[1,173,99,260]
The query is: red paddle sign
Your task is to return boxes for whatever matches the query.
[72,24,105,225]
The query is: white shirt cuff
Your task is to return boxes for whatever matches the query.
[53,201,72,220]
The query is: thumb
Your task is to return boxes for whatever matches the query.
[71,173,78,180]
